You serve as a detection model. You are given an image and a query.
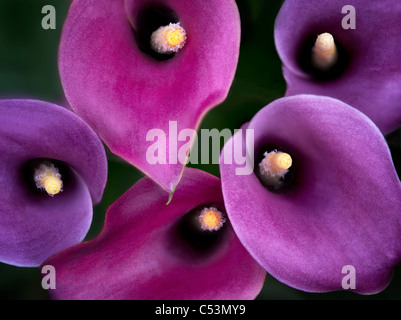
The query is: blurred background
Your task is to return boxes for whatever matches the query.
[0,0,400,300]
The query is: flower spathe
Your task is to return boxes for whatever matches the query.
[219,95,401,294]
[274,0,401,134]
[59,0,241,194]
[0,99,107,267]
[42,168,266,300]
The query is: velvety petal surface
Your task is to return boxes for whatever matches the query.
[59,0,241,193]
[274,0,401,134]
[220,95,401,294]
[0,99,107,267]
[42,168,266,300]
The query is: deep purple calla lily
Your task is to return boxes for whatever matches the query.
[219,95,401,294]
[0,99,107,267]
[274,0,401,134]
[42,168,266,300]
[59,0,241,194]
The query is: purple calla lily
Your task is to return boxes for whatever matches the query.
[41,168,266,300]
[0,99,107,267]
[274,0,401,134]
[58,0,241,194]
[219,95,401,294]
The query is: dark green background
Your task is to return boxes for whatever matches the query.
[0,0,400,300]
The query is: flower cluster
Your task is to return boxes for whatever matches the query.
[2,0,401,300]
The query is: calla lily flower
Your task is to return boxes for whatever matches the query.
[42,168,266,300]
[0,99,107,267]
[219,95,401,294]
[274,0,401,134]
[58,0,241,194]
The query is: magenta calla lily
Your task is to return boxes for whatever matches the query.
[0,99,107,267]
[59,0,241,194]
[219,95,401,294]
[42,168,266,300]
[274,0,401,134]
